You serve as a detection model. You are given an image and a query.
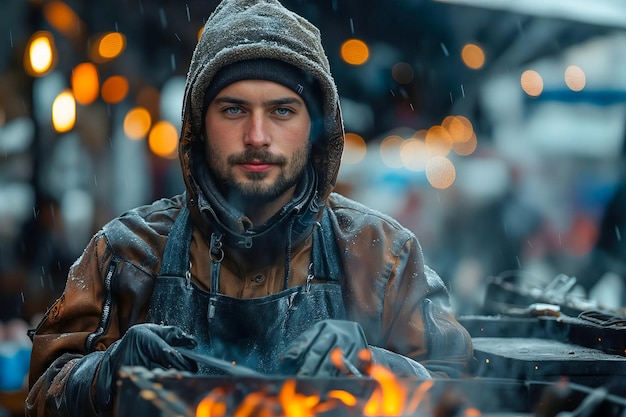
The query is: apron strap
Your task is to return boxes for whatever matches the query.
[311,208,344,282]
[159,204,193,277]
[159,202,343,282]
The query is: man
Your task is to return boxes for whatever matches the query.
[26,0,474,415]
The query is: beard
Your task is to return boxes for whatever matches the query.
[207,145,311,206]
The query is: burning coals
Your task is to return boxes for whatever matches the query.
[194,365,452,417]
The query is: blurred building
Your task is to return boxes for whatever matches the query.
[1,0,626,324]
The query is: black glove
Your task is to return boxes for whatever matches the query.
[66,323,198,416]
[281,319,367,377]
[281,319,432,379]
[368,346,432,379]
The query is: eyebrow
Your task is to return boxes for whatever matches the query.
[213,96,304,107]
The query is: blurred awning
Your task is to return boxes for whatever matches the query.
[433,0,626,28]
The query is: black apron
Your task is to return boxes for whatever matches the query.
[146,207,346,375]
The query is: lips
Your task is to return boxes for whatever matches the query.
[239,161,274,172]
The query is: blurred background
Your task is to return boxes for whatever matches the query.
[1,0,626,401]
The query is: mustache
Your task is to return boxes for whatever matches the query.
[228,150,287,165]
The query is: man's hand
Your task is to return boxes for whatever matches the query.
[280,319,432,379]
[94,323,198,410]
[281,319,368,377]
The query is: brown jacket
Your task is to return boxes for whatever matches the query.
[27,192,473,416]
[26,0,473,415]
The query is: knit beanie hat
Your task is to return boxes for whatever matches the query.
[180,0,345,212]
[203,59,323,127]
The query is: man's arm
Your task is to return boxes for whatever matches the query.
[26,233,115,417]
[380,236,475,378]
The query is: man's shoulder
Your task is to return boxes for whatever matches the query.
[326,192,411,237]
[101,195,185,256]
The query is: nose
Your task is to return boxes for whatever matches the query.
[243,113,270,148]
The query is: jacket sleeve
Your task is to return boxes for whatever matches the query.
[25,232,119,417]
[329,195,474,378]
[379,235,475,378]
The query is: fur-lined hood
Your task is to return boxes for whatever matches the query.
[178,0,345,244]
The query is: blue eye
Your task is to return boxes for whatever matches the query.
[225,106,242,115]
[274,107,292,116]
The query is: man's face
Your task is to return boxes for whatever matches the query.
[204,79,312,205]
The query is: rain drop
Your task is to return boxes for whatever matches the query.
[460,84,465,98]
[440,42,449,57]
[186,4,191,22]
[159,8,168,28]
[349,18,354,35]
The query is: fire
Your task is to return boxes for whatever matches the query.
[363,365,408,416]
[195,365,437,417]
[196,387,227,417]
[363,365,435,416]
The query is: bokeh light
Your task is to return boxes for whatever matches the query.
[452,132,478,156]
[71,62,99,105]
[124,107,152,140]
[341,39,370,66]
[91,32,126,63]
[425,125,452,156]
[392,62,414,84]
[43,1,80,38]
[52,90,76,133]
[25,31,56,77]
[342,132,367,164]
[461,43,485,70]
[425,156,456,189]
[148,120,179,158]
[442,115,473,143]
[521,70,544,97]
[101,75,129,104]
[565,65,586,91]
[379,135,404,168]
[400,138,429,172]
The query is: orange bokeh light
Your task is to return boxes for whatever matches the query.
[343,132,367,164]
[341,39,370,66]
[521,70,544,97]
[461,43,485,70]
[425,125,453,156]
[72,62,99,105]
[101,75,129,104]
[123,107,152,140]
[98,32,126,59]
[43,1,80,37]
[148,121,179,158]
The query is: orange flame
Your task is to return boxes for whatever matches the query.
[196,387,227,417]
[196,357,437,417]
[363,364,434,416]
